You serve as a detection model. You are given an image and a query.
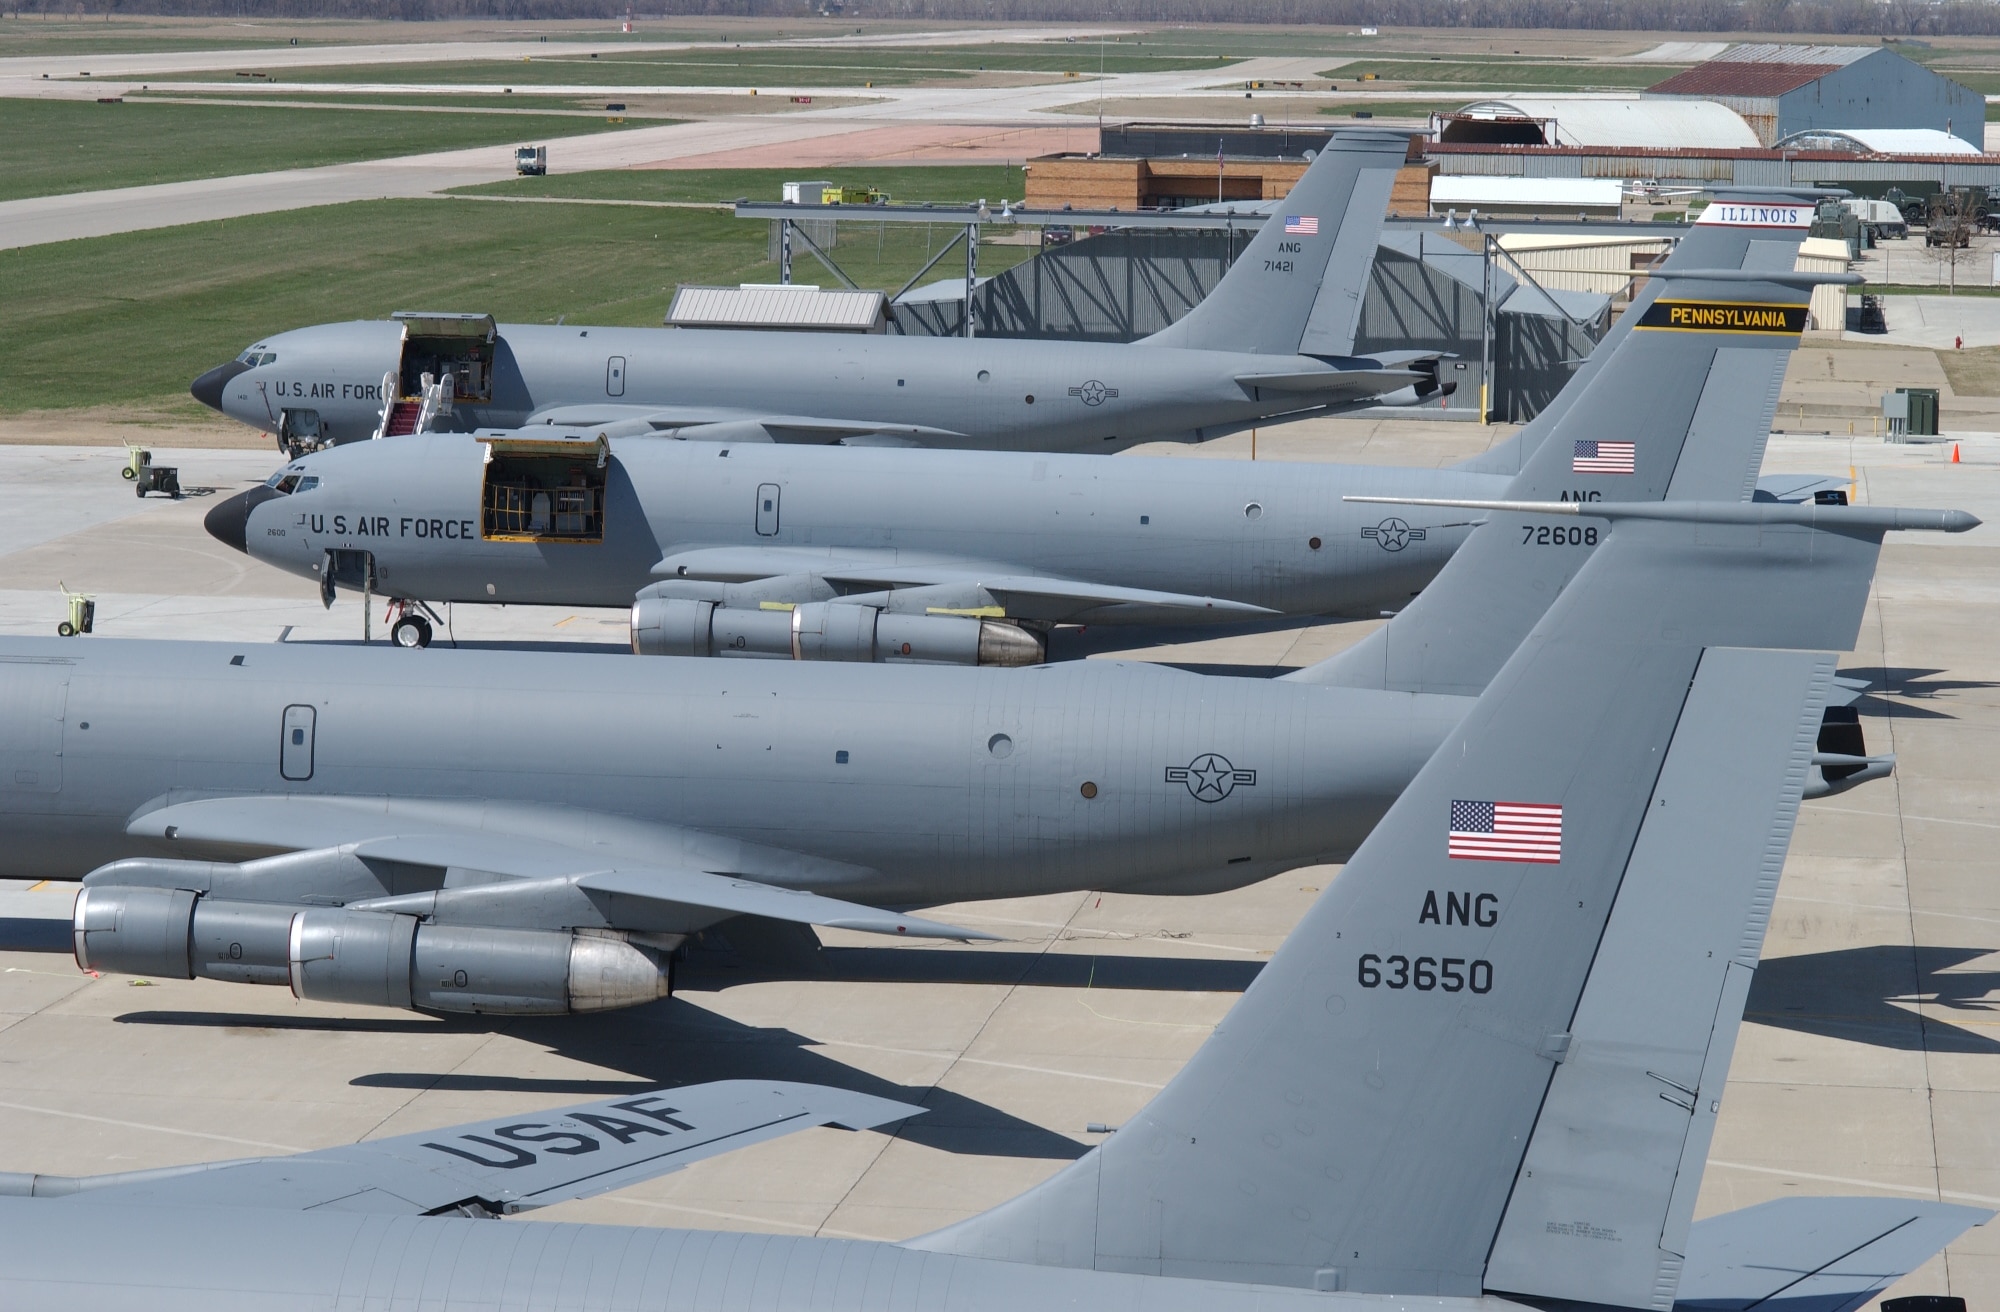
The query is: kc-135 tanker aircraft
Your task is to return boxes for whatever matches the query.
[200,195,1832,659]
[187,133,1450,458]
[0,474,1984,1310]
[7,224,1969,1023]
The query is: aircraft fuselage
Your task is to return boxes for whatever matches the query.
[228,433,1507,619]
[0,638,1468,903]
[206,320,1431,455]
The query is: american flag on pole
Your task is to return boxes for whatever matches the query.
[1284,215,1319,235]
[1449,800,1563,864]
[1572,439,1636,474]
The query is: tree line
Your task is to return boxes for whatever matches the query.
[15,0,2000,37]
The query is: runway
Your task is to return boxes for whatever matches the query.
[0,53,1348,250]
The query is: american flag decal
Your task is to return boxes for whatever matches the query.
[1284,215,1319,235]
[1572,439,1635,474]
[1449,800,1562,864]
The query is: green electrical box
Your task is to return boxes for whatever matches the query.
[1898,386,1940,437]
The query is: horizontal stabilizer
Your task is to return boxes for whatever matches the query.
[1677,1197,1989,1312]
[1652,267,1862,285]
[1341,495,1979,534]
[9,1082,921,1216]
[1235,367,1427,395]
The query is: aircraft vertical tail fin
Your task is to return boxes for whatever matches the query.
[1290,196,1832,695]
[909,506,1914,1298]
[1140,132,1407,358]
[1457,192,1826,479]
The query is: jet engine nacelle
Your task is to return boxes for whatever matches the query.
[73,888,670,1015]
[630,596,1043,666]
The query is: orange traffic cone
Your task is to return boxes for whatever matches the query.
[1953,444,1962,463]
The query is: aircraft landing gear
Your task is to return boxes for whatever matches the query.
[391,614,432,648]
[385,598,444,649]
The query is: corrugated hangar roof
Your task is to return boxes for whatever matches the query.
[1451,97,1760,149]
[668,284,885,331]
[1647,43,1871,98]
[1773,127,1983,158]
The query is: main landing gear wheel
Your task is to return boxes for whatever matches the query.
[391,615,433,648]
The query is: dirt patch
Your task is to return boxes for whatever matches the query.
[0,407,271,450]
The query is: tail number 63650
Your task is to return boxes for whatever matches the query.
[1358,953,1492,993]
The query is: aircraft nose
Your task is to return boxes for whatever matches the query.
[189,359,252,413]
[204,484,281,554]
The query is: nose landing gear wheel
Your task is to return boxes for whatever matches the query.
[391,615,433,648]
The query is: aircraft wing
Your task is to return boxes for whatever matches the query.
[520,404,967,446]
[970,575,1276,618]
[17,1081,922,1216]
[652,548,1276,620]
[122,795,996,942]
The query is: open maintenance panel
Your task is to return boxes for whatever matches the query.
[480,433,609,543]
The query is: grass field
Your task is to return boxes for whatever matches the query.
[1322,60,1683,89]
[139,42,1214,90]
[1938,345,2000,395]
[1316,100,1458,118]
[0,18,751,57]
[0,29,351,57]
[0,173,1038,416]
[135,89,684,112]
[453,164,1032,204]
[0,98,650,202]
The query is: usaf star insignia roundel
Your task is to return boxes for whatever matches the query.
[1165,753,1258,802]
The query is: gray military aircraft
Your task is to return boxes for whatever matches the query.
[196,197,1821,657]
[9,254,1965,1020]
[0,497,1985,1311]
[187,133,1449,458]
[209,433,1508,655]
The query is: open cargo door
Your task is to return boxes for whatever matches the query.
[391,312,497,403]
[480,432,610,544]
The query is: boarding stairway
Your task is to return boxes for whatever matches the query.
[372,371,456,440]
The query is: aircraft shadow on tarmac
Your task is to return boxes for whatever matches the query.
[1746,943,2000,1054]
[1838,665,2000,722]
[119,998,1090,1160]
[96,924,1263,1161]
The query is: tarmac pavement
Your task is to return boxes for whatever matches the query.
[0,404,1996,1304]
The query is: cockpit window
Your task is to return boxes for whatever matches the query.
[264,467,310,494]
[236,349,278,367]
[296,475,320,493]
